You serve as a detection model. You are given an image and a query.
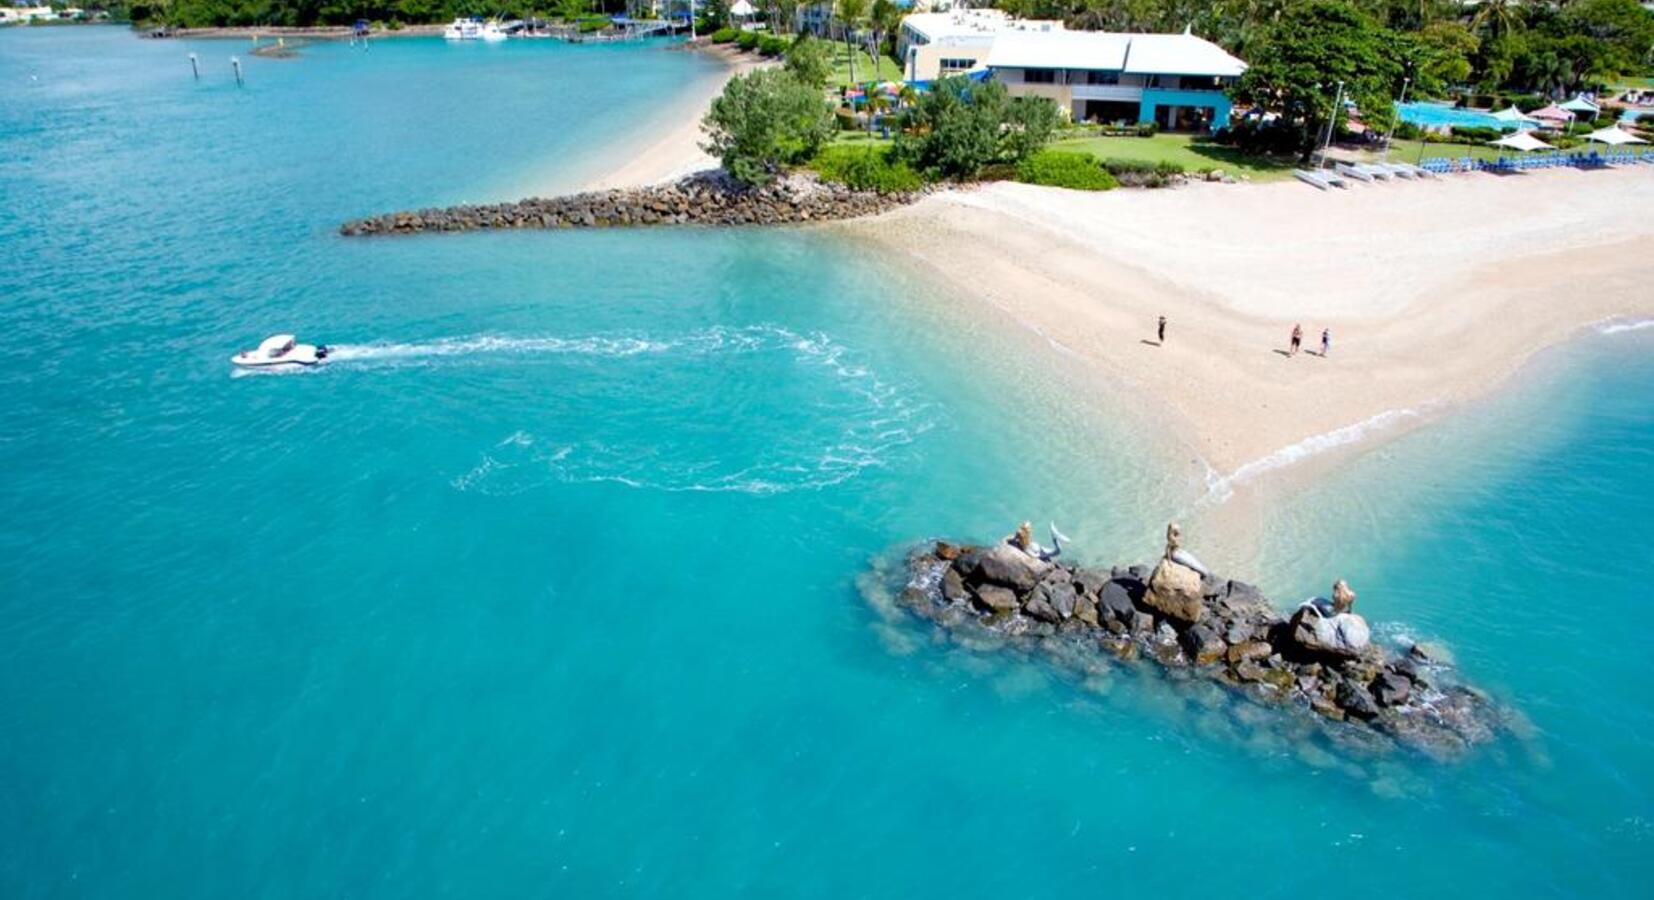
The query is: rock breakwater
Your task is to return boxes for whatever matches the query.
[338,171,918,236]
[878,528,1504,759]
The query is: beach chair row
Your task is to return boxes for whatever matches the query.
[1417,150,1654,174]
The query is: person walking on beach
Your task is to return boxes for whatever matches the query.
[1157,315,1167,345]
[1320,328,1330,357]
[1289,324,1303,356]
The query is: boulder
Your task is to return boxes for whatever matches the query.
[1142,558,1207,623]
[1024,592,1062,624]
[1289,607,1371,658]
[1074,594,1100,627]
[1130,611,1155,635]
[1044,581,1079,619]
[1096,580,1138,623]
[1372,671,1411,707]
[972,544,1050,592]
[1335,679,1379,720]
[1072,568,1110,597]
[1184,624,1226,665]
[972,584,1019,614]
[940,567,969,603]
[1226,641,1272,665]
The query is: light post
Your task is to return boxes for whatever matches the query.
[1381,77,1409,164]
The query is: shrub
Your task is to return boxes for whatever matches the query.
[1135,122,1158,137]
[759,35,786,57]
[575,15,608,32]
[1449,125,1498,142]
[809,144,925,193]
[1103,158,1183,188]
[736,30,760,51]
[893,76,1060,179]
[710,27,738,43]
[1393,120,1422,141]
[1015,150,1118,190]
[702,68,836,185]
[784,35,833,89]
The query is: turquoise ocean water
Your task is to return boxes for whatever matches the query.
[2,27,1651,897]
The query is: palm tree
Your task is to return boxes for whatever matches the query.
[869,0,898,72]
[1471,0,1523,41]
[837,0,869,85]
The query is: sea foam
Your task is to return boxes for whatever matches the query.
[1203,407,1425,503]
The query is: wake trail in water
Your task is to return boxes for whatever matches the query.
[320,325,791,366]
[437,324,935,496]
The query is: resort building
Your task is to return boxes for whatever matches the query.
[0,6,55,23]
[897,9,1064,82]
[985,29,1247,131]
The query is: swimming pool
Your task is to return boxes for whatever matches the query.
[1396,101,1523,131]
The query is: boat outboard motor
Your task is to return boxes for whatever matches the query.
[316,345,330,360]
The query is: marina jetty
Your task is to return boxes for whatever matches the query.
[338,171,917,236]
[883,525,1503,759]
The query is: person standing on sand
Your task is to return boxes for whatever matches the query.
[1157,316,1167,344]
[1321,328,1330,357]
[1290,324,1302,356]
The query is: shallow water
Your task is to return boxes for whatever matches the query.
[2,27,1651,898]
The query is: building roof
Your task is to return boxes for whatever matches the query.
[901,9,1064,45]
[985,30,1247,77]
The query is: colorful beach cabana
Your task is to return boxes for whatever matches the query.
[1489,106,1540,129]
[1528,103,1574,126]
[1561,95,1600,116]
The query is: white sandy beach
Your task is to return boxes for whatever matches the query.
[845,169,1654,501]
[580,47,770,192]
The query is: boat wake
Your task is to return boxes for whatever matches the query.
[319,327,783,366]
[445,325,934,496]
[1201,407,1426,503]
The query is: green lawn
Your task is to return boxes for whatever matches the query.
[827,44,902,87]
[1365,138,1505,165]
[1052,132,1299,182]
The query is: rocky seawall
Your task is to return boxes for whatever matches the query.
[338,171,918,236]
[881,533,1503,760]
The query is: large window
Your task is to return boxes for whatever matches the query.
[1084,70,1120,85]
[1022,68,1057,84]
[940,58,976,73]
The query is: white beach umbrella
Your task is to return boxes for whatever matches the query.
[729,0,755,15]
[1585,125,1647,146]
[1490,131,1554,152]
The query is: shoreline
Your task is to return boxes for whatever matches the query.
[572,44,770,194]
[837,169,1654,559]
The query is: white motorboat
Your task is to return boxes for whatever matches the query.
[231,334,330,368]
[443,17,483,39]
[480,20,510,41]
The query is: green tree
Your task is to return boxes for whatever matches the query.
[893,76,1059,178]
[784,33,833,88]
[1471,0,1525,41]
[1234,0,1409,159]
[701,68,836,185]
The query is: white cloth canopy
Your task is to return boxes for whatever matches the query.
[1490,131,1554,152]
[728,0,755,15]
[1585,126,1647,145]
[1490,105,1538,125]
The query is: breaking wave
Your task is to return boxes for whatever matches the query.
[1202,407,1426,503]
[1592,317,1654,336]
